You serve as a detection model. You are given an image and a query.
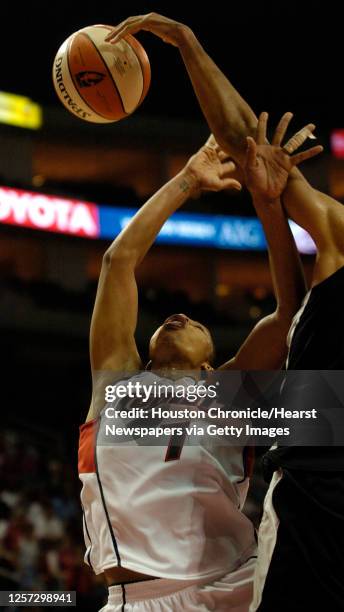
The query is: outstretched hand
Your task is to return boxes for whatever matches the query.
[104,13,188,47]
[244,112,323,202]
[184,136,242,197]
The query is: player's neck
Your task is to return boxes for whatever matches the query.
[150,359,201,381]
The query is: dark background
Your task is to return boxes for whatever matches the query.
[2,1,342,131]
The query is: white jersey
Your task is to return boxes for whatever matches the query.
[78,372,256,580]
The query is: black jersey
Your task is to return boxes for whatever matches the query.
[287,265,344,369]
[257,267,344,612]
[263,265,344,473]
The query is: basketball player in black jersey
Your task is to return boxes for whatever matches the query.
[106,13,344,611]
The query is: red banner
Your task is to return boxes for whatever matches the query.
[0,186,99,237]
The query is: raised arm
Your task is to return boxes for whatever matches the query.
[106,13,344,285]
[89,137,241,374]
[219,113,322,370]
[281,174,344,285]
[106,13,257,164]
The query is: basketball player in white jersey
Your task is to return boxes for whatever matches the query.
[106,13,344,610]
[79,108,320,611]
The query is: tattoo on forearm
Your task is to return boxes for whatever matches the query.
[179,178,191,193]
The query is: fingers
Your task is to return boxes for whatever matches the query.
[246,137,258,168]
[220,160,237,177]
[105,26,129,44]
[204,137,234,166]
[291,145,323,166]
[283,124,316,154]
[272,112,293,146]
[205,135,230,161]
[216,149,234,165]
[105,15,145,43]
[221,178,242,191]
[256,112,268,145]
[106,25,139,44]
[217,150,229,161]
[205,134,217,149]
[105,21,129,42]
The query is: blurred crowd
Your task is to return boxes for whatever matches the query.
[2,274,275,323]
[0,428,106,610]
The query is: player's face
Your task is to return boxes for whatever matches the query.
[149,314,214,368]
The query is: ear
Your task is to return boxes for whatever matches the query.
[145,360,152,371]
[201,362,214,372]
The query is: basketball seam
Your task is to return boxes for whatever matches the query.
[66,35,110,120]
[81,32,126,116]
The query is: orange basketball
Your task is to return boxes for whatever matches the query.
[52,25,151,123]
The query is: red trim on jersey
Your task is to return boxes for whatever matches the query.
[78,419,98,474]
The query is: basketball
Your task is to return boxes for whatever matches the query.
[52,25,151,123]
